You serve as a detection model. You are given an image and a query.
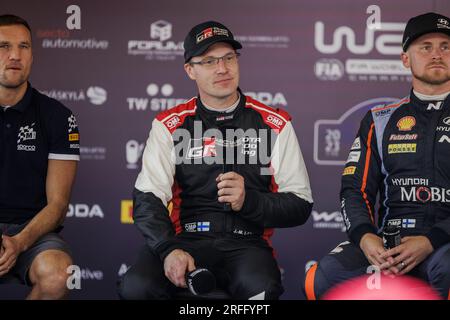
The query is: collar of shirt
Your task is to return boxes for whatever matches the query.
[413,90,450,102]
[7,82,33,113]
[201,92,241,113]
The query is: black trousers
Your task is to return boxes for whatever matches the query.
[118,234,283,300]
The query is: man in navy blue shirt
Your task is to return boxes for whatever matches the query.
[0,14,79,299]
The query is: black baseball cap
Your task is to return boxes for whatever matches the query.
[402,12,450,52]
[183,21,242,63]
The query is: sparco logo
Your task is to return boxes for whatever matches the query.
[401,186,450,203]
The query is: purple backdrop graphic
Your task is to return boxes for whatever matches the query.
[2,0,449,299]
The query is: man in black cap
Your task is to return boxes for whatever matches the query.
[304,12,450,300]
[118,21,313,299]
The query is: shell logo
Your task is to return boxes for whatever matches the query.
[397,116,416,131]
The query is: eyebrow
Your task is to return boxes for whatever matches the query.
[202,51,235,59]
[0,40,31,45]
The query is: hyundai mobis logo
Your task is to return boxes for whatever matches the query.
[401,186,450,203]
[173,122,277,175]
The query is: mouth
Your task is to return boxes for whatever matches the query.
[6,63,23,71]
[214,78,233,85]
[428,64,446,70]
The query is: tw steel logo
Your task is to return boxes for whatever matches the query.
[401,186,450,203]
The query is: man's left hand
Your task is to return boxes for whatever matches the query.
[217,172,245,211]
[379,236,433,275]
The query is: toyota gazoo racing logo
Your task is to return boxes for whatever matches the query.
[401,186,450,203]
[186,137,217,159]
[196,27,229,43]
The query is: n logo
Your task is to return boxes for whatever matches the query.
[439,135,450,143]
[427,101,443,111]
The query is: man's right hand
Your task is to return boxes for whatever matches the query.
[359,233,395,271]
[163,249,196,288]
[0,235,24,276]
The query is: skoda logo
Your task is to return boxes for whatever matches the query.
[443,117,450,125]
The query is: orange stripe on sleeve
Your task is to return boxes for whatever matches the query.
[305,263,318,300]
[360,123,375,224]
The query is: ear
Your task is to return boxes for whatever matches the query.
[184,63,196,80]
[400,51,410,69]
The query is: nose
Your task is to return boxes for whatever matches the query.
[431,47,444,60]
[215,57,228,73]
[8,46,21,61]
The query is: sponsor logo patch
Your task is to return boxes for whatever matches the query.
[346,151,361,163]
[69,133,79,141]
[343,166,356,175]
[350,137,361,150]
[388,143,416,154]
[396,116,416,131]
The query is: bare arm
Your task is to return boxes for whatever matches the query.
[13,159,77,252]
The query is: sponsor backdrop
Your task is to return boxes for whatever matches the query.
[2,0,449,299]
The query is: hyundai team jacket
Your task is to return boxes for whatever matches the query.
[341,91,450,249]
[133,92,313,260]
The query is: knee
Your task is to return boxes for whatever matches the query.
[303,256,338,300]
[30,250,73,299]
[428,248,450,283]
[118,268,169,300]
[233,274,283,300]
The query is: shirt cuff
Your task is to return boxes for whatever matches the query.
[349,224,378,246]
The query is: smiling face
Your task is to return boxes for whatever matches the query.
[0,24,33,91]
[401,32,450,93]
[184,42,240,109]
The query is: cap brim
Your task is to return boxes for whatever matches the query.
[404,29,450,51]
[185,38,242,62]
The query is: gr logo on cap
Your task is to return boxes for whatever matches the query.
[183,21,242,63]
[402,12,450,52]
